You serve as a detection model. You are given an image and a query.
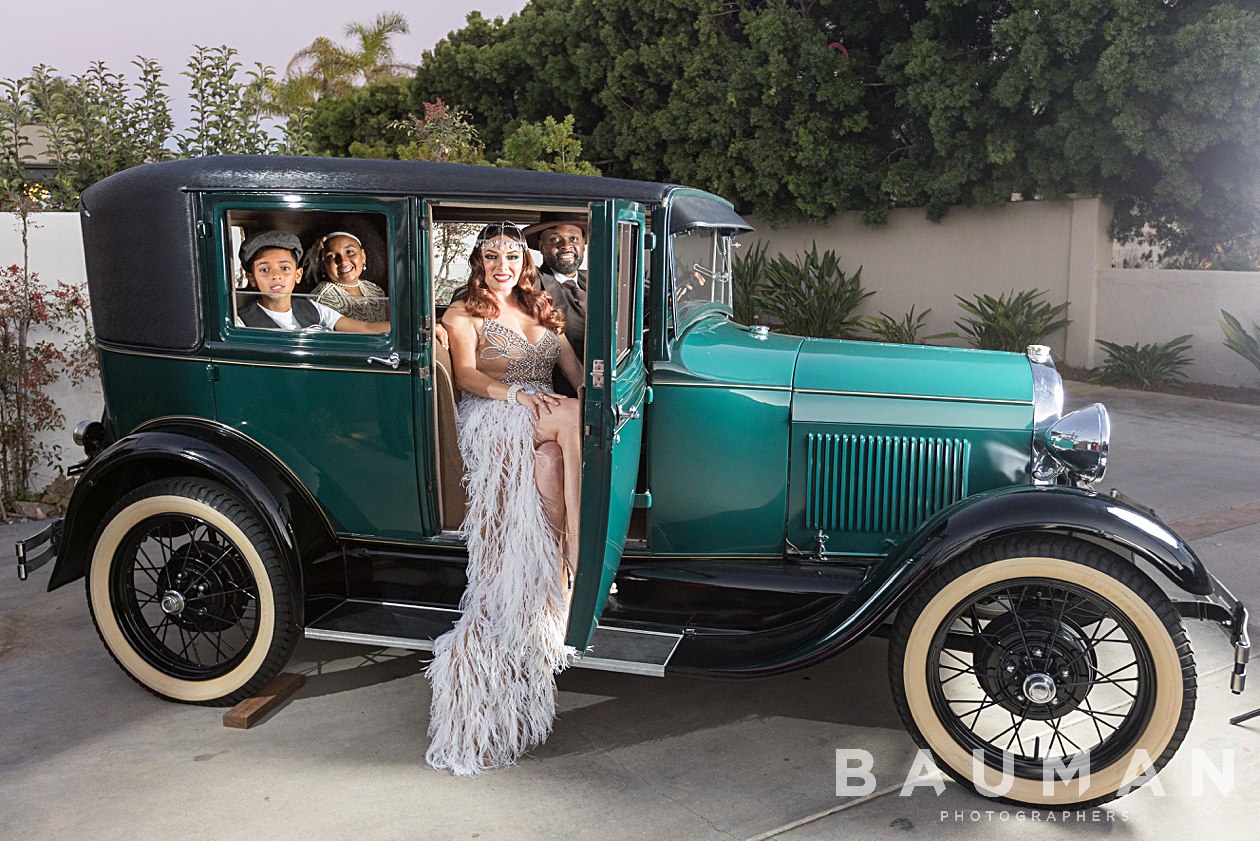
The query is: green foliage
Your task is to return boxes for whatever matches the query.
[0,195,96,507]
[496,115,600,175]
[271,12,415,116]
[1,61,173,209]
[390,99,486,164]
[1220,310,1260,372]
[731,240,768,326]
[303,79,412,157]
[177,46,280,157]
[1092,335,1194,389]
[861,307,956,345]
[954,290,1070,352]
[304,0,1260,251]
[758,244,873,339]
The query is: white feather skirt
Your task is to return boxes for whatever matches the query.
[425,392,571,775]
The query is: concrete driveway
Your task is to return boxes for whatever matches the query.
[2,382,1257,841]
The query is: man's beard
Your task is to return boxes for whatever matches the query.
[545,252,581,274]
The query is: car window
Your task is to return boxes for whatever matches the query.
[669,227,735,331]
[223,208,392,335]
[616,221,638,363]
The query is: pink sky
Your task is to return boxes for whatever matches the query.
[2,1,529,125]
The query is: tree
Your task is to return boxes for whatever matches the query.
[305,0,1260,252]
[177,46,281,157]
[0,61,173,209]
[274,12,415,114]
[391,99,486,164]
[880,0,1260,252]
[497,115,601,174]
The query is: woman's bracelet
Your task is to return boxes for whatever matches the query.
[505,384,523,404]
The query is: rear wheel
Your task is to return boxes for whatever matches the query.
[889,537,1195,808]
[86,478,296,705]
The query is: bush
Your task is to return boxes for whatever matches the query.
[1220,310,1260,373]
[954,289,1070,352]
[758,243,874,339]
[860,306,956,345]
[1092,335,1193,389]
[731,240,768,326]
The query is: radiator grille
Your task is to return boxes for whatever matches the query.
[805,433,971,534]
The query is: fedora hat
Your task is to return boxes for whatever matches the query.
[522,212,589,250]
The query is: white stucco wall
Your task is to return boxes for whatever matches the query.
[744,198,1097,361]
[745,197,1259,389]
[1096,268,1260,388]
[0,211,103,492]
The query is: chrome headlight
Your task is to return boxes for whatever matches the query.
[1036,403,1110,485]
[1029,351,1064,430]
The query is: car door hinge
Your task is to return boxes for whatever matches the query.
[644,386,653,405]
[631,491,652,509]
[419,216,430,232]
[204,362,219,382]
[645,231,657,251]
[418,365,431,379]
[591,359,605,389]
[420,314,433,343]
[195,220,210,238]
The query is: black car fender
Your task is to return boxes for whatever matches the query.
[47,419,337,623]
[673,484,1211,676]
[901,484,1211,595]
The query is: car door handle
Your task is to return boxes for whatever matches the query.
[368,352,400,369]
[613,404,639,425]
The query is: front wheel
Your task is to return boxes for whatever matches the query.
[87,478,296,705]
[889,537,1195,808]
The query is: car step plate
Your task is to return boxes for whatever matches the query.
[305,601,681,677]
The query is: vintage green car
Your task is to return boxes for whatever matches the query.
[16,156,1249,807]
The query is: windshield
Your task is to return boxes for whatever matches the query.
[670,228,734,315]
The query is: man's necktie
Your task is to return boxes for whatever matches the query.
[564,279,586,315]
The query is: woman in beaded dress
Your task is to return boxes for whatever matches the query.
[309,232,390,322]
[426,222,583,775]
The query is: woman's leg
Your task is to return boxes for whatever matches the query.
[534,442,565,538]
[534,397,582,584]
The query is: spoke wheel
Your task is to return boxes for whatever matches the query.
[889,537,1194,808]
[88,479,296,705]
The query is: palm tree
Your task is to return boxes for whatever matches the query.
[273,12,416,113]
[345,12,415,84]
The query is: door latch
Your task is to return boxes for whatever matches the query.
[613,404,639,425]
[368,352,400,369]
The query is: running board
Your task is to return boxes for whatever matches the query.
[304,600,682,677]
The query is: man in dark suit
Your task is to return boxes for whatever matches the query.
[522,213,589,396]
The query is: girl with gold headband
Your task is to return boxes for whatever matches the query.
[310,231,390,322]
[426,222,583,774]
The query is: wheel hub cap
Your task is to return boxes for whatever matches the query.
[975,607,1095,720]
[1023,672,1057,704]
[160,590,186,616]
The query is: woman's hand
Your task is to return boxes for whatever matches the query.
[518,390,564,420]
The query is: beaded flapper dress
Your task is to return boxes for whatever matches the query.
[425,318,572,775]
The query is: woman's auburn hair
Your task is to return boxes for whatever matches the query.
[461,234,565,332]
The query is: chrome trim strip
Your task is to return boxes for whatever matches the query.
[98,345,202,363]
[573,656,668,677]
[341,533,463,548]
[211,356,411,375]
[796,388,1032,406]
[652,380,792,392]
[100,343,412,375]
[304,627,436,652]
